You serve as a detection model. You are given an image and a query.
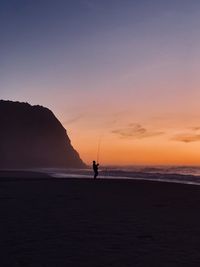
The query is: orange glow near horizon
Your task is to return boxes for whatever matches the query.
[66,120,200,166]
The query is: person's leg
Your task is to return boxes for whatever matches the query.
[94,171,98,179]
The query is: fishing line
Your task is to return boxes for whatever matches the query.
[97,135,102,163]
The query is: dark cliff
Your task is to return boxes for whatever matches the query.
[0,100,85,168]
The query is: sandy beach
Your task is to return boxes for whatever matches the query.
[1,172,200,266]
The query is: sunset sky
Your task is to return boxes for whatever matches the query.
[1,0,200,165]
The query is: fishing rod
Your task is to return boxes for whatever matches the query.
[96,135,109,179]
[96,135,102,164]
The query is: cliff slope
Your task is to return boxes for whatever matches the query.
[0,100,85,168]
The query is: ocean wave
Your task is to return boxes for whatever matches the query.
[43,166,200,186]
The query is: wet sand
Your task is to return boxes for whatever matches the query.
[1,171,200,266]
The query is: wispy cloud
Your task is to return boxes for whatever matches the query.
[190,126,200,131]
[112,123,164,139]
[172,126,200,143]
[172,134,200,143]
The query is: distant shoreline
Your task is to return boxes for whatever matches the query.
[1,169,200,187]
[0,170,51,179]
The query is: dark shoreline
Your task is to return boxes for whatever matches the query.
[1,169,200,187]
[1,171,200,266]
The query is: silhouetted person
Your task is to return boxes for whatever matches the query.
[93,160,99,179]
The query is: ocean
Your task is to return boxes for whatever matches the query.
[42,166,200,186]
